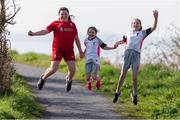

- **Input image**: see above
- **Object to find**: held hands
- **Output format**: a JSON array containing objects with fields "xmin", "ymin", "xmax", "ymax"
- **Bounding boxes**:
[
  {"xmin": 113, "ymin": 43, "xmax": 119, "ymax": 49},
  {"xmin": 79, "ymin": 51, "xmax": 84, "ymax": 59},
  {"xmin": 114, "ymin": 41, "xmax": 121, "ymax": 48},
  {"xmin": 153, "ymin": 10, "xmax": 158, "ymax": 19},
  {"xmin": 113, "ymin": 40, "xmax": 125, "ymax": 49}
]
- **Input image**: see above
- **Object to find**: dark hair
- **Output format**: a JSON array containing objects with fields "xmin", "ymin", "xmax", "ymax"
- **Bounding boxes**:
[
  {"xmin": 87, "ymin": 26, "xmax": 98, "ymax": 33},
  {"xmin": 58, "ymin": 7, "xmax": 74, "ymax": 21},
  {"xmin": 132, "ymin": 18, "xmax": 142, "ymax": 31}
]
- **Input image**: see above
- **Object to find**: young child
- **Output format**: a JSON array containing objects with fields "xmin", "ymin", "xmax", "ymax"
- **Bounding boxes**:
[
  {"xmin": 113, "ymin": 10, "xmax": 158, "ymax": 105},
  {"xmin": 84, "ymin": 26, "xmax": 118, "ymax": 90}
]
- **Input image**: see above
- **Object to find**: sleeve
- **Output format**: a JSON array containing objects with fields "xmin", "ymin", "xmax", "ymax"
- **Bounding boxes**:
[
  {"xmin": 46, "ymin": 21, "xmax": 56, "ymax": 33},
  {"xmin": 142, "ymin": 28, "xmax": 152, "ymax": 38},
  {"xmin": 123, "ymin": 35, "xmax": 127, "ymax": 42},
  {"xmin": 84, "ymin": 39, "xmax": 87, "ymax": 46},
  {"xmin": 98, "ymin": 38, "xmax": 107, "ymax": 48}
]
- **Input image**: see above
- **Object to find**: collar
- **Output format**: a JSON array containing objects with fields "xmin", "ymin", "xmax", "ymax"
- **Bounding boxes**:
[{"xmin": 88, "ymin": 36, "xmax": 96, "ymax": 40}]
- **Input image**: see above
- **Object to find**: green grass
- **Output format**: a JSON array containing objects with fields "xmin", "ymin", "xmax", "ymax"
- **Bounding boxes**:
[
  {"xmin": 11, "ymin": 50, "xmax": 180, "ymax": 119},
  {"xmin": 11, "ymin": 51, "xmax": 68, "ymax": 72},
  {"xmin": 0, "ymin": 73, "xmax": 42, "ymax": 119}
]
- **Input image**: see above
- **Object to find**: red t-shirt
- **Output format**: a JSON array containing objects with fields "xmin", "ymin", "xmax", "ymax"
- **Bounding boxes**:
[{"xmin": 47, "ymin": 20, "xmax": 78, "ymax": 50}]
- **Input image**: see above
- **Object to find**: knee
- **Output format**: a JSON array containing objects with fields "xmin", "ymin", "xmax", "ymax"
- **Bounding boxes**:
[
  {"xmin": 48, "ymin": 67, "xmax": 58, "ymax": 73},
  {"xmin": 120, "ymin": 73, "xmax": 126, "ymax": 78}
]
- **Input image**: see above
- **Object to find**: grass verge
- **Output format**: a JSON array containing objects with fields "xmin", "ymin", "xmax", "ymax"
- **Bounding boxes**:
[
  {"xmin": 11, "ymin": 50, "xmax": 180, "ymax": 119},
  {"xmin": 0, "ymin": 73, "xmax": 42, "ymax": 119}
]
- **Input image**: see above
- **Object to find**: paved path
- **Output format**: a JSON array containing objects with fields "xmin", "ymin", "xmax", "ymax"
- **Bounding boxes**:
[{"xmin": 15, "ymin": 63, "xmax": 121, "ymax": 119}]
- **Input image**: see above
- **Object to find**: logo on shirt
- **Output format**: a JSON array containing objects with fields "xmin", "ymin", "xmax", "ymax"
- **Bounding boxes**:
[
  {"xmin": 64, "ymin": 28, "xmax": 73, "ymax": 32},
  {"xmin": 60, "ymin": 27, "xmax": 73, "ymax": 32},
  {"xmin": 60, "ymin": 27, "xmax": 64, "ymax": 32}
]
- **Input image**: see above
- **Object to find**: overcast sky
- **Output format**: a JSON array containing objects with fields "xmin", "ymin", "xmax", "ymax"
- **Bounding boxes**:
[
  {"xmin": 7, "ymin": 0, "xmax": 180, "ymax": 62},
  {"xmin": 8, "ymin": 0, "xmax": 179, "ymax": 35}
]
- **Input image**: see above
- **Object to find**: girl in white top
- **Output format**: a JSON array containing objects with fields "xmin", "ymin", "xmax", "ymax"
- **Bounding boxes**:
[
  {"xmin": 113, "ymin": 10, "xmax": 159, "ymax": 105},
  {"xmin": 84, "ymin": 26, "xmax": 117, "ymax": 90}
]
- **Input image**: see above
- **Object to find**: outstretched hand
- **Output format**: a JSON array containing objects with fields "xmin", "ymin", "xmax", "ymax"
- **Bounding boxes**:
[
  {"xmin": 28, "ymin": 31, "xmax": 34, "ymax": 36},
  {"xmin": 153, "ymin": 10, "xmax": 158, "ymax": 19}
]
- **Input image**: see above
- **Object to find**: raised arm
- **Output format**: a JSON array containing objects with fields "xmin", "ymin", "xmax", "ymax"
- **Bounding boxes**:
[
  {"xmin": 28, "ymin": 29, "xmax": 49, "ymax": 36},
  {"xmin": 151, "ymin": 10, "xmax": 158, "ymax": 32},
  {"xmin": 74, "ymin": 35, "xmax": 84, "ymax": 58}
]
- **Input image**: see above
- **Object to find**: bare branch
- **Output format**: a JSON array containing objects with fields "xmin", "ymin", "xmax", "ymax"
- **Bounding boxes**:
[{"xmin": 6, "ymin": 5, "xmax": 20, "ymax": 24}]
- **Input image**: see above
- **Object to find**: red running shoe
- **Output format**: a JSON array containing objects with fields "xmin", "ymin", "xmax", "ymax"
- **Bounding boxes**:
[
  {"xmin": 86, "ymin": 81, "xmax": 92, "ymax": 90},
  {"xmin": 96, "ymin": 80, "xmax": 101, "ymax": 89}
]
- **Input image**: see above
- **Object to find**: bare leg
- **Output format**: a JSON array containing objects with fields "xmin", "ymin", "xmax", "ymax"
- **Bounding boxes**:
[
  {"xmin": 115, "ymin": 69, "xmax": 128, "ymax": 93},
  {"xmin": 42, "ymin": 61, "xmax": 60, "ymax": 81},
  {"xmin": 92, "ymin": 73, "xmax": 101, "ymax": 81},
  {"xmin": 92, "ymin": 65, "xmax": 99, "ymax": 81},
  {"xmin": 132, "ymin": 69, "xmax": 138, "ymax": 96},
  {"xmin": 130, "ymin": 68, "xmax": 139, "ymax": 105},
  {"xmin": 92, "ymin": 74, "xmax": 101, "ymax": 89},
  {"xmin": 113, "ymin": 69, "xmax": 128, "ymax": 103},
  {"xmin": 86, "ymin": 74, "xmax": 92, "ymax": 90},
  {"xmin": 65, "ymin": 61, "xmax": 76, "ymax": 92},
  {"xmin": 66, "ymin": 61, "xmax": 76, "ymax": 81},
  {"xmin": 92, "ymin": 73, "xmax": 98, "ymax": 81},
  {"xmin": 86, "ymin": 74, "xmax": 91, "ymax": 81}
]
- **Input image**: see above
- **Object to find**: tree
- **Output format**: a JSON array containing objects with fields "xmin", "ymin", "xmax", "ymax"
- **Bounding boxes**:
[{"xmin": 0, "ymin": 0, "xmax": 20, "ymax": 94}]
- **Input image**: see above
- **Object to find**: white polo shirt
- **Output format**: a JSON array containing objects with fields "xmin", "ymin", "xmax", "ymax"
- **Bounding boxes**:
[
  {"xmin": 123, "ymin": 28, "xmax": 152, "ymax": 53},
  {"xmin": 84, "ymin": 37, "xmax": 107, "ymax": 64}
]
